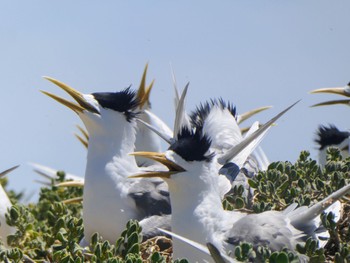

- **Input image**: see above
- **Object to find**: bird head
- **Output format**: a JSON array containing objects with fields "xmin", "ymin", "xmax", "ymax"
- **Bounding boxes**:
[
  {"xmin": 315, "ymin": 125, "xmax": 350, "ymax": 151},
  {"xmin": 130, "ymin": 100, "xmax": 299, "ymax": 181},
  {"xmin": 130, "ymin": 126, "xmax": 214, "ymax": 180},
  {"xmin": 41, "ymin": 77, "xmax": 143, "ymax": 135}
]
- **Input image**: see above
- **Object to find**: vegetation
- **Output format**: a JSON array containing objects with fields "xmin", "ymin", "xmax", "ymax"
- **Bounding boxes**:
[{"xmin": 0, "ymin": 148, "xmax": 349, "ymax": 262}]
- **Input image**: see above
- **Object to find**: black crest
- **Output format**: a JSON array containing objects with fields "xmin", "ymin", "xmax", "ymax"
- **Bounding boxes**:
[
  {"xmin": 169, "ymin": 127, "xmax": 213, "ymax": 162},
  {"xmin": 190, "ymin": 98, "xmax": 237, "ymax": 130},
  {"xmin": 315, "ymin": 125, "xmax": 350, "ymax": 150},
  {"xmin": 92, "ymin": 87, "xmax": 140, "ymax": 121}
]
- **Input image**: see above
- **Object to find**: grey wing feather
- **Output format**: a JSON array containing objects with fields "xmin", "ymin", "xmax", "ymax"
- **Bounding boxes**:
[
  {"xmin": 225, "ymin": 211, "xmax": 304, "ymax": 252},
  {"xmin": 128, "ymin": 178, "xmax": 171, "ymax": 217}
]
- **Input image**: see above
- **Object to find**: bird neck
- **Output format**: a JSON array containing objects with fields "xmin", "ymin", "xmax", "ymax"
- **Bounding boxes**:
[
  {"xmin": 85, "ymin": 119, "xmax": 138, "ymax": 183},
  {"xmin": 168, "ymin": 165, "xmax": 226, "ymax": 261},
  {"xmin": 82, "ymin": 119, "xmax": 139, "ymax": 243},
  {"xmin": 88, "ymin": 118, "xmax": 137, "ymax": 155},
  {"xmin": 135, "ymin": 112, "xmax": 162, "ymax": 166}
]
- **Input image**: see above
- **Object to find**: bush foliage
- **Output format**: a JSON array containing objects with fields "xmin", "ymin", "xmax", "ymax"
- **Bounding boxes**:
[{"xmin": 0, "ymin": 148, "xmax": 349, "ymax": 262}]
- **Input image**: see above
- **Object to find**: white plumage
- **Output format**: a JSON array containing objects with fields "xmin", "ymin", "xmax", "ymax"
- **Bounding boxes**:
[
  {"xmin": 42, "ymin": 76, "xmax": 171, "ymax": 245},
  {"xmin": 130, "ymin": 101, "xmax": 348, "ymax": 262}
]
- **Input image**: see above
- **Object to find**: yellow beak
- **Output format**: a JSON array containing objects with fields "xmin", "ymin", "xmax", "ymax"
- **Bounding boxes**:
[
  {"xmin": 238, "ymin": 105, "xmax": 272, "ymax": 124},
  {"xmin": 129, "ymin": 151, "xmax": 185, "ymax": 179},
  {"xmin": 136, "ymin": 63, "xmax": 155, "ymax": 109},
  {"xmin": 310, "ymin": 87, "xmax": 350, "ymax": 97},
  {"xmin": 41, "ymin": 76, "xmax": 99, "ymax": 114},
  {"xmin": 311, "ymin": 99, "xmax": 350, "ymax": 107}
]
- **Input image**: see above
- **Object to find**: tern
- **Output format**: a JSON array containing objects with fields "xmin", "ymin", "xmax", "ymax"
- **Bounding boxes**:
[
  {"xmin": 130, "ymin": 102, "xmax": 310, "ymax": 261},
  {"xmin": 42, "ymin": 77, "xmax": 171, "ymax": 245},
  {"xmin": 67, "ymin": 64, "xmax": 162, "ymax": 166},
  {"xmin": 34, "ymin": 65, "xmax": 160, "ymax": 185},
  {"xmin": 315, "ymin": 125, "xmax": 350, "ymax": 166},
  {"xmin": 131, "ymin": 101, "xmax": 348, "ymax": 262}
]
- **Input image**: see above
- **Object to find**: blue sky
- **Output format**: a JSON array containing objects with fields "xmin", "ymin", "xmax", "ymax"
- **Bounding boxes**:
[{"xmin": 1, "ymin": 1, "xmax": 349, "ymax": 199}]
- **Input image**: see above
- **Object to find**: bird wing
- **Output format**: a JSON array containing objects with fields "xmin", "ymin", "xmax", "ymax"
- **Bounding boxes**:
[
  {"xmin": 203, "ymin": 106, "xmax": 242, "ymax": 154},
  {"xmin": 127, "ymin": 177, "xmax": 171, "ymax": 217},
  {"xmin": 143, "ymin": 110, "xmax": 173, "ymax": 140},
  {"xmin": 225, "ymin": 211, "xmax": 305, "ymax": 252}
]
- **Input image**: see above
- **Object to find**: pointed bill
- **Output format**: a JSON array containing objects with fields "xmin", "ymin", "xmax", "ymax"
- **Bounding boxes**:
[
  {"xmin": 130, "ymin": 152, "xmax": 185, "ymax": 172},
  {"xmin": 129, "ymin": 151, "xmax": 185, "ymax": 179},
  {"xmin": 144, "ymin": 80, "xmax": 155, "ymax": 105},
  {"xmin": 218, "ymin": 100, "xmax": 300, "ymax": 164},
  {"xmin": 137, "ymin": 63, "xmax": 148, "ymax": 100},
  {"xmin": 310, "ymin": 86, "xmax": 350, "ymax": 97},
  {"xmin": 43, "ymin": 76, "xmax": 99, "ymax": 114},
  {"xmin": 75, "ymin": 133, "xmax": 89, "ymax": 148},
  {"xmin": 75, "ymin": 124, "xmax": 89, "ymax": 148},
  {"xmin": 76, "ymin": 125, "xmax": 89, "ymax": 141},
  {"xmin": 137, "ymin": 63, "xmax": 155, "ymax": 108},
  {"xmin": 55, "ymin": 180, "xmax": 85, "ymax": 187},
  {"xmin": 129, "ymin": 171, "xmax": 178, "ymax": 179},
  {"xmin": 62, "ymin": 197, "xmax": 83, "ymax": 204},
  {"xmin": 237, "ymin": 106, "xmax": 272, "ymax": 124},
  {"xmin": 41, "ymin": 90, "xmax": 86, "ymax": 113},
  {"xmin": 311, "ymin": 99, "xmax": 350, "ymax": 107}
]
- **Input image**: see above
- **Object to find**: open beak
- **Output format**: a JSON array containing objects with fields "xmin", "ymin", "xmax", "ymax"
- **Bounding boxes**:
[
  {"xmin": 129, "ymin": 152, "xmax": 185, "ymax": 179},
  {"xmin": 137, "ymin": 64, "xmax": 155, "ymax": 109},
  {"xmin": 311, "ymin": 99, "xmax": 350, "ymax": 107},
  {"xmin": 55, "ymin": 180, "xmax": 85, "ymax": 188},
  {"xmin": 41, "ymin": 76, "xmax": 99, "ymax": 114}
]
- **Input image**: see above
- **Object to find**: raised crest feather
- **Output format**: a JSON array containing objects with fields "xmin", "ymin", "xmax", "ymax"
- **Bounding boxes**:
[
  {"xmin": 315, "ymin": 125, "xmax": 350, "ymax": 150},
  {"xmin": 169, "ymin": 127, "xmax": 213, "ymax": 162},
  {"xmin": 190, "ymin": 98, "xmax": 237, "ymax": 130},
  {"xmin": 92, "ymin": 87, "xmax": 140, "ymax": 121}
]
